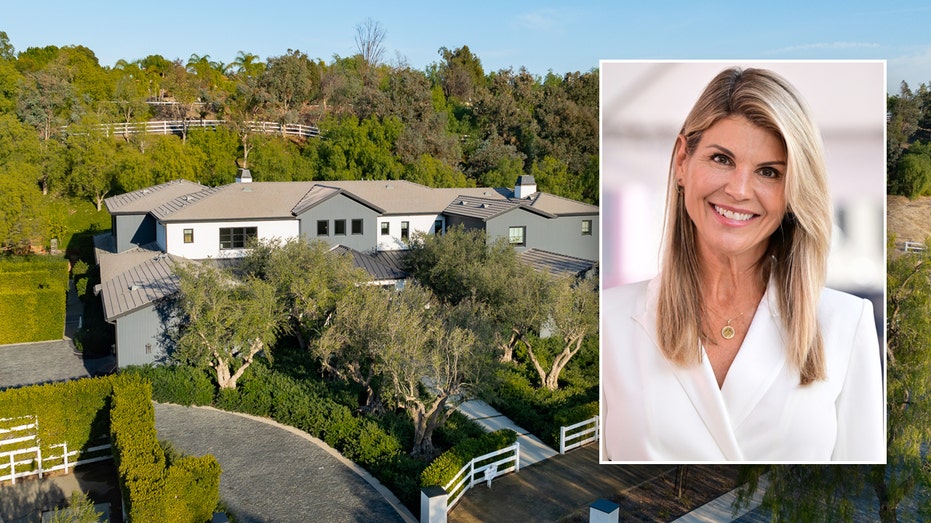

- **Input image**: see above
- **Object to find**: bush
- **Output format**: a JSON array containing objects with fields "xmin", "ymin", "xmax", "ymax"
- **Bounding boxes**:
[
  {"xmin": 420, "ymin": 429, "xmax": 518, "ymax": 488},
  {"xmin": 110, "ymin": 374, "xmax": 220, "ymax": 522},
  {"xmin": 124, "ymin": 365, "xmax": 215, "ymax": 406},
  {"xmin": 0, "ymin": 257, "xmax": 69, "ymax": 343}
]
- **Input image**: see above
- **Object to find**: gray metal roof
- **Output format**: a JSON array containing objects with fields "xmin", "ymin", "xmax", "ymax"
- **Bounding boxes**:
[
  {"xmin": 525, "ymin": 192, "xmax": 599, "ymax": 216},
  {"xmin": 443, "ymin": 195, "xmax": 556, "ymax": 221},
  {"xmin": 329, "ymin": 245, "xmax": 407, "ymax": 282},
  {"xmin": 98, "ymin": 253, "xmax": 187, "ymax": 321},
  {"xmin": 105, "ymin": 179, "xmax": 206, "ymax": 214},
  {"xmin": 520, "ymin": 248, "xmax": 596, "ymax": 276}
]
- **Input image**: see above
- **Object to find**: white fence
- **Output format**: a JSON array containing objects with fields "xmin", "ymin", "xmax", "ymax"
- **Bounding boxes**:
[
  {"xmin": 559, "ymin": 415, "xmax": 599, "ymax": 454},
  {"xmin": 444, "ymin": 442, "xmax": 520, "ymax": 511},
  {"xmin": 0, "ymin": 415, "xmax": 112, "ymax": 485},
  {"xmin": 73, "ymin": 119, "xmax": 320, "ymax": 139},
  {"xmin": 904, "ymin": 241, "xmax": 927, "ymax": 253}
]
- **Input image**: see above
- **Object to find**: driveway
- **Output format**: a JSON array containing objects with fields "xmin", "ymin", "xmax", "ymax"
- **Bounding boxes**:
[
  {"xmin": 154, "ymin": 403, "xmax": 415, "ymax": 523},
  {"xmin": 0, "ymin": 340, "xmax": 114, "ymax": 390}
]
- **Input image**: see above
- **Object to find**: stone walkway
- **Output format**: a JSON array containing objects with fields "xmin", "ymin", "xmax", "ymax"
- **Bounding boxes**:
[
  {"xmin": 154, "ymin": 403, "xmax": 416, "ymax": 523},
  {"xmin": 0, "ymin": 341, "xmax": 114, "ymax": 390},
  {"xmin": 455, "ymin": 399, "xmax": 558, "ymax": 467}
]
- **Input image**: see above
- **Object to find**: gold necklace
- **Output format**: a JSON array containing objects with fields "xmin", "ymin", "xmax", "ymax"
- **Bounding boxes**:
[{"xmin": 721, "ymin": 311, "xmax": 746, "ymax": 340}]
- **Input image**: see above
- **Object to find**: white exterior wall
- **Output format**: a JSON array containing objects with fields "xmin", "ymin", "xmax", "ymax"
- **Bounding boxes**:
[
  {"xmin": 376, "ymin": 214, "xmax": 443, "ymax": 251},
  {"xmin": 163, "ymin": 219, "xmax": 300, "ymax": 259}
]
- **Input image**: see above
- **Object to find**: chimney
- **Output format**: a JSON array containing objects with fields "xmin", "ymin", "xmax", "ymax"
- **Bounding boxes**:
[
  {"xmin": 236, "ymin": 168, "xmax": 253, "ymax": 183},
  {"xmin": 514, "ymin": 175, "xmax": 536, "ymax": 199}
]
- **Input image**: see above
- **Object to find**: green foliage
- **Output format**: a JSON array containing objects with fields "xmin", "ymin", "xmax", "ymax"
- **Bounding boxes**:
[
  {"xmin": 890, "ymin": 151, "xmax": 931, "ymax": 198},
  {"xmin": 0, "ymin": 376, "xmax": 114, "ymax": 468},
  {"xmin": 124, "ymin": 365, "xmax": 216, "ymax": 406},
  {"xmin": 110, "ymin": 374, "xmax": 221, "ymax": 523},
  {"xmin": 46, "ymin": 491, "xmax": 104, "ymax": 523},
  {"xmin": 486, "ymin": 365, "xmax": 598, "ymax": 447},
  {"xmin": 420, "ymin": 429, "xmax": 518, "ymax": 488},
  {"xmin": 0, "ymin": 256, "xmax": 68, "ymax": 343}
]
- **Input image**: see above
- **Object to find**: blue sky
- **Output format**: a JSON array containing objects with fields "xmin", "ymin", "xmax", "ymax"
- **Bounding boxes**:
[{"xmin": 3, "ymin": 1, "xmax": 931, "ymax": 92}]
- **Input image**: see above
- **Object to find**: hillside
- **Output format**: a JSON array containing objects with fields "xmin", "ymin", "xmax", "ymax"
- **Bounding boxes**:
[{"xmin": 888, "ymin": 194, "xmax": 931, "ymax": 249}]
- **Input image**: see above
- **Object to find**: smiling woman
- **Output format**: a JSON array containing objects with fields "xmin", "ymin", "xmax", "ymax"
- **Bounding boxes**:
[{"xmin": 600, "ymin": 64, "xmax": 885, "ymax": 464}]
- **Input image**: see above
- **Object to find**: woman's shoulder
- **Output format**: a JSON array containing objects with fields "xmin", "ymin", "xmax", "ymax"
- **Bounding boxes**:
[
  {"xmin": 603, "ymin": 279, "xmax": 652, "ymax": 313},
  {"xmin": 818, "ymin": 288, "xmax": 874, "ymax": 320}
]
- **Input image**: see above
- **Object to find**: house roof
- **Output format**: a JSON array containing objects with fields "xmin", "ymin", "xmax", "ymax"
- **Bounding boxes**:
[
  {"xmin": 443, "ymin": 195, "xmax": 557, "ymax": 221},
  {"xmin": 291, "ymin": 184, "xmax": 385, "ymax": 215},
  {"xmin": 105, "ymin": 179, "xmax": 206, "ymax": 214},
  {"xmin": 329, "ymin": 245, "xmax": 407, "ymax": 282},
  {"xmin": 520, "ymin": 248, "xmax": 597, "ymax": 276},
  {"xmin": 98, "ymin": 252, "xmax": 188, "ymax": 321},
  {"xmin": 118, "ymin": 179, "xmax": 596, "ymax": 224}
]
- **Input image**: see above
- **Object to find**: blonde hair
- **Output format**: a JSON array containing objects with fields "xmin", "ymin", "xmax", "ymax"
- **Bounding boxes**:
[{"xmin": 657, "ymin": 67, "xmax": 832, "ymax": 385}]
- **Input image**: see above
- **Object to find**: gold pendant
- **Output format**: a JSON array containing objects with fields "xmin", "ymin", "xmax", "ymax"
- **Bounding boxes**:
[{"xmin": 721, "ymin": 325, "xmax": 736, "ymax": 340}]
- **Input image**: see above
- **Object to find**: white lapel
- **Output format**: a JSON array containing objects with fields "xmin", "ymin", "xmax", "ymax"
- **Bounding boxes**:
[
  {"xmin": 632, "ymin": 278, "xmax": 745, "ymax": 461},
  {"xmin": 719, "ymin": 282, "xmax": 788, "ymax": 431}
]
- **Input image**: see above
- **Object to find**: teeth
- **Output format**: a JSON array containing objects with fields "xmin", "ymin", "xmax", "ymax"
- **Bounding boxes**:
[{"xmin": 715, "ymin": 205, "xmax": 753, "ymax": 222}]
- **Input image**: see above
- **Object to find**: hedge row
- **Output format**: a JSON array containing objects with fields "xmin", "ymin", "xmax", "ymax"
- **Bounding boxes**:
[
  {"xmin": 420, "ymin": 429, "xmax": 518, "ymax": 488},
  {"xmin": 0, "ymin": 377, "xmax": 113, "ymax": 467},
  {"xmin": 0, "ymin": 257, "xmax": 69, "ymax": 344},
  {"xmin": 110, "ymin": 375, "xmax": 220, "ymax": 522}
]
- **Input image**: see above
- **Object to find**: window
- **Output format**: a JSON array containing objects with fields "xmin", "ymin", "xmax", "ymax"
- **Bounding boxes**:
[
  {"xmin": 434, "ymin": 220, "xmax": 443, "ymax": 235},
  {"xmin": 334, "ymin": 219, "xmax": 346, "ymax": 236},
  {"xmin": 317, "ymin": 220, "xmax": 329, "ymax": 236},
  {"xmin": 183, "ymin": 228, "xmax": 194, "ymax": 243},
  {"xmin": 351, "ymin": 219, "xmax": 363, "ymax": 235},
  {"xmin": 581, "ymin": 220, "xmax": 592, "ymax": 236},
  {"xmin": 145, "ymin": 343, "xmax": 152, "ymax": 355},
  {"xmin": 508, "ymin": 226, "xmax": 526, "ymax": 246},
  {"xmin": 381, "ymin": 222, "xmax": 390, "ymax": 235},
  {"xmin": 401, "ymin": 221, "xmax": 410, "ymax": 241},
  {"xmin": 219, "ymin": 227, "xmax": 257, "ymax": 249}
]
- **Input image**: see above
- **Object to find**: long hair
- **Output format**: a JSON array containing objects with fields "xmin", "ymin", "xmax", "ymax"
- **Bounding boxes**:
[{"xmin": 657, "ymin": 67, "xmax": 832, "ymax": 385}]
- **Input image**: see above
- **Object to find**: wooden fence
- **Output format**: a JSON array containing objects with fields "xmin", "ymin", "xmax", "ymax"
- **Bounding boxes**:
[
  {"xmin": 443, "ymin": 442, "xmax": 520, "ymax": 511},
  {"xmin": 75, "ymin": 119, "xmax": 320, "ymax": 139},
  {"xmin": 0, "ymin": 415, "xmax": 112, "ymax": 485},
  {"xmin": 559, "ymin": 415, "xmax": 599, "ymax": 454}
]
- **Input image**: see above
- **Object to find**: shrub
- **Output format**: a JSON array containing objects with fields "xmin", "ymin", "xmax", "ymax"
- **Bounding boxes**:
[
  {"xmin": 420, "ymin": 429, "xmax": 518, "ymax": 488},
  {"xmin": 124, "ymin": 365, "xmax": 215, "ymax": 406},
  {"xmin": 0, "ymin": 257, "xmax": 69, "ymax": 343}
]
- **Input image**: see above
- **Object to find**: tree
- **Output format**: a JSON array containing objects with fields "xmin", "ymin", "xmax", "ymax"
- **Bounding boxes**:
[
  {"xmin": 888, "ymin": 82, "xmax": 922, "ymax": 173},
  {"xmin": 65, "ymin": 124, "xmax": 118, "ymax": 210},
  {"xmin": 436, "ymin": 45, "xmax": 485, "ymax": 102},
  {"xmin": 734, "ymin": 245, "xmax": 931, "ymax": 522},
  {"xmin": 890, "ymin": 150, "xmax": 931, "ymax": 198},
  {"xmin": 354, "ymin": 18, "xmax": 387, "ymax": 83},
  {"xmin": 242, "ymin": 238, "xmax": 364, "ymax": 350},
  {"xmin": 173, "ymin": 263, "xmax": 283, "ymax": 390},
  {"xmin": 525, "ymin": 275, "xmax": 598, "ymax": 390},
  {"xmin": 0, "ymin": 174, "xmax": 45, "ymax": 254},
  {"xmin": 258, "ymin": 49, "xmax": 321, "ymax": 125}
]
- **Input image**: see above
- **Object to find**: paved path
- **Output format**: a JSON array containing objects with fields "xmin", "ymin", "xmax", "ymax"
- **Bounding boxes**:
[
  {"xmin": 0, "ymin": 341, "xmax": 114, "ymax": 390},
  {"xmin": 154, "ymin": 403, "xmax": 416, "ymax": 523},
  {"xmin": 449, "ymin": 445, "xmax": 674, "ymax": 522},
  {"xmin": 455, "ymin": 400, "xmax": 558, "ymax": 466}
]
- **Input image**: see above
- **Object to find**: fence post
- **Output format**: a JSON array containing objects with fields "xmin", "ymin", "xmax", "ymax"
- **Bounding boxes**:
[
  {"xmin": 420, "ymin": 486, "xmax": 447, "ymax": 523},
  {"xmin": 595, "ymin": 415, "xmax": 600, "ymax": 442},
  {"xmin": 515, "ymin": 441, "xmax": 521, "ymax": 473},
  {"xmin": 9, "ymin": 452, "xmax": 15, "ymax": 485},
  {"xmin": 38, "ymin": 446, "xmax": 43, "ymax": 479},
  {"xmin": 590, "ymin": 499, "xmax": 620, "ymax": 523},
  {"xmin": 560, "ymin": 426, "xmax": 567, "ymax": 455},
  {"xmin": 63, "ymin": 441, "xmax": 69, "ymax": 474}
]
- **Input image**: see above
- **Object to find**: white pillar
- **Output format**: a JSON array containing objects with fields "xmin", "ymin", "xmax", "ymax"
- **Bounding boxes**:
[
  {"xmin": 589, "ymin": 499, "xmax": 619, "ymax": 523},
  {"xmin": 420, "ymin": 486, "xmax": 447, "ymax": 523}
]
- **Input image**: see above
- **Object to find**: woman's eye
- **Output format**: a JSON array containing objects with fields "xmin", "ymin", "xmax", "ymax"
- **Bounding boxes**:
[
  {"xmin": 758, "ymin": 167, "xmax": 780, "ymax": 179},
  {"xmin": 711, "ymin": 153, "xmax": 731, "ymax": 165}
]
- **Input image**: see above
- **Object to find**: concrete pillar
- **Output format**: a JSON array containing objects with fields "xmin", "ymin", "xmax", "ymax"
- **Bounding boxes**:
[
  {"xmin": 420, "ymin": 486, "xmax": 447, "ymax": 523},
  {"xmin": 589, "ymin": 498, "xmax": 619, "ymax": 523}
]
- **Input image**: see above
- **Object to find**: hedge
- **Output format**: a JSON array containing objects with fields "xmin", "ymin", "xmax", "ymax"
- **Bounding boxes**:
[
  {"xmin": 0, "ymin": 257, "xmax": 69, "ymax": 344},
  {"xmin": 0, "ymin": 377, "xmax": 114, "ymax": 470},
  {"xmin": 123, "ymin": 365, "xmax": 215, "ymax": 406},
  {"xmin": 110, "ymin": 374, "xmax": 220, "ymax": 523},
  {"xmin": 420, "ymin": 429, "xmax": 518, "ymax": 488}
]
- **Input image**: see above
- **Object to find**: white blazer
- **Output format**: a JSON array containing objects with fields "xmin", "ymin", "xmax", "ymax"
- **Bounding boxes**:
[{"xmin": 601, "ymin": 277, "xmax": 884, "ymax": 463}]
